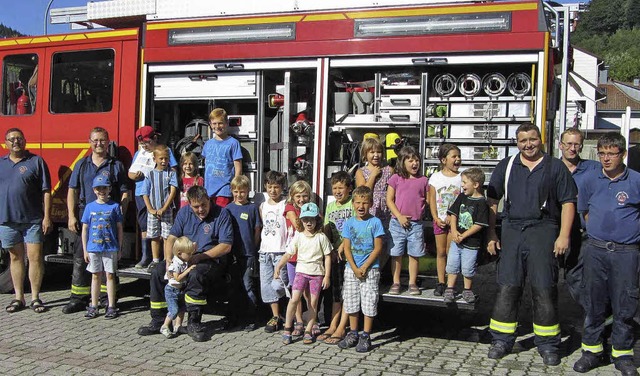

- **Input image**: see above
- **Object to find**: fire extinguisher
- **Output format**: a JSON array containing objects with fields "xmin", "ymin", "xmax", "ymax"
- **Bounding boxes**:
[{"xmin": 16, "ymin": 89, "xmax": 31, "ymax": 115}]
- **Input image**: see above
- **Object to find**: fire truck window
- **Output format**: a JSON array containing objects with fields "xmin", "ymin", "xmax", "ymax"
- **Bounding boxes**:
[
  {"xmin": 1, "ymin": 54, "xmax": 38, "ymax": 116},
  {"xmin": 50, "ymin": 49, "xmax": 114, "ymax": 114}
]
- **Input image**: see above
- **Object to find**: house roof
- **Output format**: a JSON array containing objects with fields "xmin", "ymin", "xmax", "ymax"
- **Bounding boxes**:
[{"xmin": 597, "ymin": 83, "xmax": 640, "ymax": 111}]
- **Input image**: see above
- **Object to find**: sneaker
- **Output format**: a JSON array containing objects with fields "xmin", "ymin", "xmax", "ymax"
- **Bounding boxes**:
[
  {"xmin": 84, "ymin": 305, "xmax": 98, "ymax": 319},
  {"xmin": 265, "ymin": 316, "xmax": 281, "ymax": 333},
  {"xmin": 434, "ymin": 283, "xmax": 446, "ymax": 296},
  {"xmin": 443, "ymin": 288, "xmax": 456, "ymax": 303},
  {"xmin": 147, "ymin": 261, "xmax": 160, "ymax": 272},
  {"xmin": 388, "ymin": 283, "xmax": 401, "ymax": 295},
  {"xmin": 104, "ymin": 306, "xmax": 119, "ymax": 319},
  {"xmin": 135, "ymin": 259, "xmax": 151, "ymax": 269},
  {"xmin": 356, "ymin": 333, "xmax": 372, "ymax": 353},
  {"xmin": 462, "ymin": 289, "xmax": 476, "ymax": 304},
  {"xmin": 408, "ymin": 284, "xmax": 421, "ymax": 295},
  {"xmin": 160, "ymin": 325, "xmax": 175, "ymax": 339},
  {"xmin": 338, "ymin": 331, "xmax": 359, "ymax": 349}
]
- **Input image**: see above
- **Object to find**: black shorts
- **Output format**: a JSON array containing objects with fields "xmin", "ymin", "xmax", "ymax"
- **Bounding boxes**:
[{"xmin": 135, "ymin": 195, "xmax": 148, "ymax": 232}]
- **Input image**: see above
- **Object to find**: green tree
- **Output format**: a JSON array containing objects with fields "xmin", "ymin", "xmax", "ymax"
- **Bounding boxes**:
[{"xmin": 0, "ymin": 23, "xmax": 23, "ymax": 38}]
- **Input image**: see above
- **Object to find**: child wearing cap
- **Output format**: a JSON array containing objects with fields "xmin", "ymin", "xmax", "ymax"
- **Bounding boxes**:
[
  {"xmin": 81, "ymin": 175, "xmax": 124, "ymax": 319},
  {"xmin": 128, "ymin": 126, "xmax": 178, "ymax": 269},
  {"xmin": 275, "ymin": 202, "xmax": 332, "ymax": 345}
]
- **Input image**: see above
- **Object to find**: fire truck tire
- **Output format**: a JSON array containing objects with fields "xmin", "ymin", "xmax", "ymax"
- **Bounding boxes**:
[{"xmin": 0, "ymin": 249, "xmax": 15, "ymax": 293}]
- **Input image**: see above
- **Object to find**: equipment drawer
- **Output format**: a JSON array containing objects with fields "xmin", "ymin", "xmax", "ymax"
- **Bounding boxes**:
[
  {"xmin": 378, "ymin": 109, "xmax": 420, "ymax": 123},
  {"xmin": 154, "ymin": 72, "xmax": 257, "ymax": 99},
  {"xmin": 380, "ymin": 95, "xmax": 421, "ymax": 109}
]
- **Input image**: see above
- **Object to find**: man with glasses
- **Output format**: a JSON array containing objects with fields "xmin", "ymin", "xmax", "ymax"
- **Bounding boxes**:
[
  {"xmin": 0, "ymin": 128, "xmax": 51, "ymax": 313},
  {"xmin": 573, "ymin": 133, "xmax": 640, "ymax": 376},
  {"xmin": 62, "ymin": 127, "xmax": 130, "ymax": 314},
  {"xmin": 485, "ymin": 123, "xmax": 577, "ymax": 366}
]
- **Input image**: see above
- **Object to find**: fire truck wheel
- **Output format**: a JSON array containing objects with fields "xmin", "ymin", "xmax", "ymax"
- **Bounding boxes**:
[{"xmin": 0, "ymin": 249, "xmax": 15, "ymax": 293}]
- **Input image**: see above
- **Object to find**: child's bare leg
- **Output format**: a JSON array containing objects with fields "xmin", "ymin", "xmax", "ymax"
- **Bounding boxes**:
[
  {"xmin": 91, "ymin": 274, "xmax": 100, "ymax": 307},
  {"xmin": 391, "ymin": 256, "xmax": 402, "ymax": 285},
  {"xmin": 326, "ymin": 302, "xmax": 342, "ymax": 333},
  {"xmin": 106, "ymin": 272, "xmax": 116, "ymax": 308},
  {"xmin": 447, "ymin": 273, "xmax": 458, "ymax": 289},
  {"xmin": 305, "ymin": 292, "xmax": 320, "ymax": 333},
  {"xmin": 269, "ymin": 302, "xmax": 280, "ymax": 318},
  {"xmin": 285, "ymin": 291, "xmax": 302, "ymax": 329},
  {"xmin": 295, "ymin": 296, "xmax": 304, "ymax": 324},
  {"xmin": 175, "ymin": 312, "xmax": 185, "ymax": 328},
  {"xmin": 463, "ymin": 276, "xmax": 472, "ymax": 290},
  {"xmin": 435, "ymin": 233, "xmax": 448, "ymax": 284},
  {"xmin": 334, "ymin": 307, "xmax": 350, "ymax": 337},
  {"xmin": 408, "ymin": 256, "xmax": 419, "ymax": 286},
  {"xmin": 150, "ymin": 238, "xmax": 161, "ymax": 260},
  {"xmin": 348, "ymin": 313, "xmax": 359, "ymax": 332},
  {"xmin": 163, "ymin": 315, "xmax": 172, "ymax": 328},
  {"xmin": 363, "ymin": 315, "xmax": 374, "ymax": 333}
]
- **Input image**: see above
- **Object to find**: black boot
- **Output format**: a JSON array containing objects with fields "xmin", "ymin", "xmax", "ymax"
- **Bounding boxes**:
[
  {"xmin": 187, "ymin": 309, "xmax": 207, "ymax": 342},
  {"xmin": 573, "ymin": 351, "xmax": 603, "ymax": 373},
  {"xmin": 614, "ymin": 357, "xmax": 639, "ymax": 376}
]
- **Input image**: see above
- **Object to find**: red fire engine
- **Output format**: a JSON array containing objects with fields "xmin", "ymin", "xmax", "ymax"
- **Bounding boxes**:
[{"xmin": 0, "ymin": 0, "xmax": 568, "ymax": 307}]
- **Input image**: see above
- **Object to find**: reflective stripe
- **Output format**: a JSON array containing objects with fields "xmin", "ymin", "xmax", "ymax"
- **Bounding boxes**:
[
  {"xmin": 150, "ymin": 301, "xmax": 168, "ymax": 309},
  {"xmin": 185, "ymin": 294, "xmax": 207, "ymax": 305},
  {"xmin": 581, "ymin": 343, "xmax": 604, "ymax": 354},
  {"xmin": 612, "ymin": 348, "xmax": 633, "ymax": 358},
  {"xmin": 100, "ymin": 285, "xmax": 107, "ymax": 293},
  {"xmin": 71, "ymin": 285, "xmax": 90, "ymax": 295},
  {"xmin": 604, "ymin": 315, "xmax": 614, "ymax": 326},
  {"xmin": 533, "ymin": 323, "xmax": 560, "ymax": 337},
  {"xmin": 490, "ymin": 319, "xmax": 517, "ymax": 334}
]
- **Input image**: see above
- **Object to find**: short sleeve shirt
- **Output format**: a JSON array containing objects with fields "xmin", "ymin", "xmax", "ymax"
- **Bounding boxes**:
[
  {"xmin": 0, "ymin": 152, "xmax": 51, "ymax": 224},
  {"xmin": 166, "ymin": 256, "xmax": 188, "ymax": 288},
  {"xmin": 142, "ymin": 168, "xmax": 178, "ymax": 209},
  {"xmin": 324, "ymin": 198, "xmax": 354, "ymax": 249},
  {"xmin": 287, "ymin": 232, "xmax": 332, "ymax": 275},
  {"xmin": 129, "ymin": 149, "xmax": 178, "ymax": 196},
  {"xmin": 225, "ymin": 201, "xmax": 262, "ymax": 257},
  {"xmin": 429, "ymin": 171, "xmax": 462, "ymax": 220},
  {"xmin": 69, "ymin": 156, "xmax": 129, "ymax": 204},
  {"xmin": 180, "ymin": 176, "xmax": 204, "ymax": 208},
  {"xmin": 202, "ymin": 137, "xmax": 242, "ymax": 197},
  {"xmin": 81, "ymin": 200, "xmax": 122, "ymax": 253},
  {"xmin": 169, "ymin": 204, "xmax": 234, "ymax": 254},
  {"xmin": 488, "ymin": 154, "xmax": 577, "ymax": 221},
  {"xmin": 388, "ymin": 174, "xmax": 429, "ymax": 221},
  {"xmin": 578, "ymin": 167, "xmax": 640, "ymax": 244},
  {"xmin": 342, "ymin": 215, "xmax": 385, "ymax": 268},
  {"xmin": 447, "ymin": 194, "xmax": 489, "ymax": 249}
]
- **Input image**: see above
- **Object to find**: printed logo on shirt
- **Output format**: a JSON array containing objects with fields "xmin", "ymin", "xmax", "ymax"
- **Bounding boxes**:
[
  {"xmin": 616, "ymin": 191, "xmax": 629, "ymax": 206},
  {"xmin": 203, "ymin": 224, "xmax": 212, "ymax": 234},
  {"xmin": 101, "ymin": 170, "xmax": 110, "ymax": 177},
  {"xmin": 19, "ymin": 166, "xmax": 28, "ymax": 174},
  {"xmin": 240, "ymin": 213, "xmax": 248, "ymax": 220}
]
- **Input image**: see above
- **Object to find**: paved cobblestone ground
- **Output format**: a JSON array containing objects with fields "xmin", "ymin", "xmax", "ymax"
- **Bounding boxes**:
[{"xmin": 0, "ymin": 263, "xmax": 630, "ymax": 375}]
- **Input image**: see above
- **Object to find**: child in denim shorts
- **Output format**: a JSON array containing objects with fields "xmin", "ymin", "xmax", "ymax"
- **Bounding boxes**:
[{"xmin": 161, "ymin": 236, "xmax": 196, "ymax": 338}]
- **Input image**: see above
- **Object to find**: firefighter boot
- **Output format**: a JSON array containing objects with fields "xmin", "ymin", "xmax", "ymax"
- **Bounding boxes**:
[
  {"xmin": 531, "ymin": 286, "xmax": 561, "ymax": 366},
  {"xmin": 573, "ymin": 351, "xmax": 604, "ymax": 373},
  {"xmin": 614, "ymin": 357, "xmax": 639, "ymax": 376},
  {"xmin": 137, "ymin": 309, "xmax": 165, "ymax": 336},
  {"xmin": 187, "ymin": 309, "xmax": 207, "ymax": 342},
  {"xmin": 488, "ymin": 285, "xmax": 523, "ymax": 359}
]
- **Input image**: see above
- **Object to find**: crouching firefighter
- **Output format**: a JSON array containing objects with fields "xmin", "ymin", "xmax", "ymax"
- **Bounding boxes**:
[
  {"xmin": 137, "ymin": 185, "xmax": 232, "ymax": 342},
  {"xmin": 485, "ymin": 123, "xmax": 577, "ymax": 366},
  {"xmin": 63, "ymin": 127, "xmax": 129, "ymax": 313}
]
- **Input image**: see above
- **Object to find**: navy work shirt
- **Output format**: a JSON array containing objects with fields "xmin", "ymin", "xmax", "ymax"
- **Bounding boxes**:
[
  {"xmin": 569, "ymin": 158, "xmax": 600, "ymax": 228},
  {"xmin": 225, "ymin": 201, "xmax": 262, "ymax": 257},
  {"xmin": 578, "ymin": 167, "xmax": 640, "ymax": 244},
  {"xmin": 170, "ymin": 204, "xmax": 234, "ymax": 254},
  {"xmin": 488, "ymin": 153, "xmax": 577, "ymax": 221},
  {"xmin": 68, "ymin": 156, "xmax": 128, "ymax": 205},
  {"xmin": 0, "ymin": 152, "xmax": 51, "ymax": 224}
]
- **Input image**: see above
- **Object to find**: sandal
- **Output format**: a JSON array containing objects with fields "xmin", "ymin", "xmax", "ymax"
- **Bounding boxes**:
[
  {"xmin": 282, "ymin": 329, "xmax": 293, "ymax": 345},
  {"xmin": 311, "ymin": 324, "xmax": 321, "ymax": 337},
  {"xmin": 292, "ymin": 321, "xmax": 304, "ymax": 337},
  {"xmin": 303, "ymin": 331, "xmax": 315, "ymax": 344},
  {"xmin": 5, "ymin": 299, "xmax": 25, "ymax": 313},
  {"xmin": 325, "ymin": 335, "xmax": 344, "ymax": 345},
  {"xmin": 30, "ymin": 299, "xmax": 46, "ymax": 313},
  {"xmin": 317, "ymin": 331, "xmax": 334, "ymax": 342}
]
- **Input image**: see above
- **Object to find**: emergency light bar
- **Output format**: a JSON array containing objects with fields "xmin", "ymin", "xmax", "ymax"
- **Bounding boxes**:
[
  {"xmin": 168, "ymin": 23, "xmax": 295, "ymax": 45},
  {"xmin": 354, "ymin": 12, "xmax": 510, "ymax": 37}
]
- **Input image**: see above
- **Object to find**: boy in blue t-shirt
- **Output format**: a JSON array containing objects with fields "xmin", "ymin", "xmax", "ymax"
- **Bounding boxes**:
[
  {"xmin": 202, "ymin": 108, "xmax": 243, "ymax": 208},
  {"xmin": 81, "ymin": 175, "xmax": 123, "ymax": 319},
  {"xmin": 225, "ymin": 175, "xmax": 262, "ymax": 330},
  {"xmin": 339, "ymin": 186, "xmax": 385, "ymax": 353}
]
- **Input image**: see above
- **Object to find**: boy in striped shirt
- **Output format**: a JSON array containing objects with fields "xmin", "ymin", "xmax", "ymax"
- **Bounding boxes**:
[{"xmin": 143, "ymin": 145, "xmax": 178, "ymax": 271}]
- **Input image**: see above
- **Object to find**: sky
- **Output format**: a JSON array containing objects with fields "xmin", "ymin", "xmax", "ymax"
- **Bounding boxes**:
[
  {"xmin": 0, "ymin": 0, "xmax": 89, "ymax": 36},
  {"xmin": 1, "ymin": 0, "xmax": 581, "ymax": 37}
]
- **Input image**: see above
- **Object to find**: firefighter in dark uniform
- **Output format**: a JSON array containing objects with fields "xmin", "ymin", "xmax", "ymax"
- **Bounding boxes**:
[
  {"xmin": 486, "ymin": 123, "xmax": 577, "ymax": 365},
  {"xmin": 62, "ymin": 127, "xmax": 130, "ymax": 313},
  {"xmin": 573, "ymin": 133, "xmax": 640, "ymax": 376},
  {"xmin": 137, "ymin": 185, "xmax": 233, "ymax": 342}
]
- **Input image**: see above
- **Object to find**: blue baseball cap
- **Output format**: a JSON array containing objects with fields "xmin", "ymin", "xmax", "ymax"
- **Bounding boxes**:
[
  {"xmin": 300, "ymin": 202, "xmax": 319, "ymax": 218},
  {"xmin": 92, "ymin": 175, "xmax": 111, "ymax": 188}
]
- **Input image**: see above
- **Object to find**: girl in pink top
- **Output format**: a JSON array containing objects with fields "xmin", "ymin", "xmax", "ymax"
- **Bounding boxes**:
[
  {"xmin": 386, "ymin": 146, "xmax": 429, "ymax": 296},
  {"xmin": 178, "ymin": 152, "xmax": 204, "ymax": 208},
  {"xmin": 355, "ymin": 137, "xmax": 393, "ymax": 225}
]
